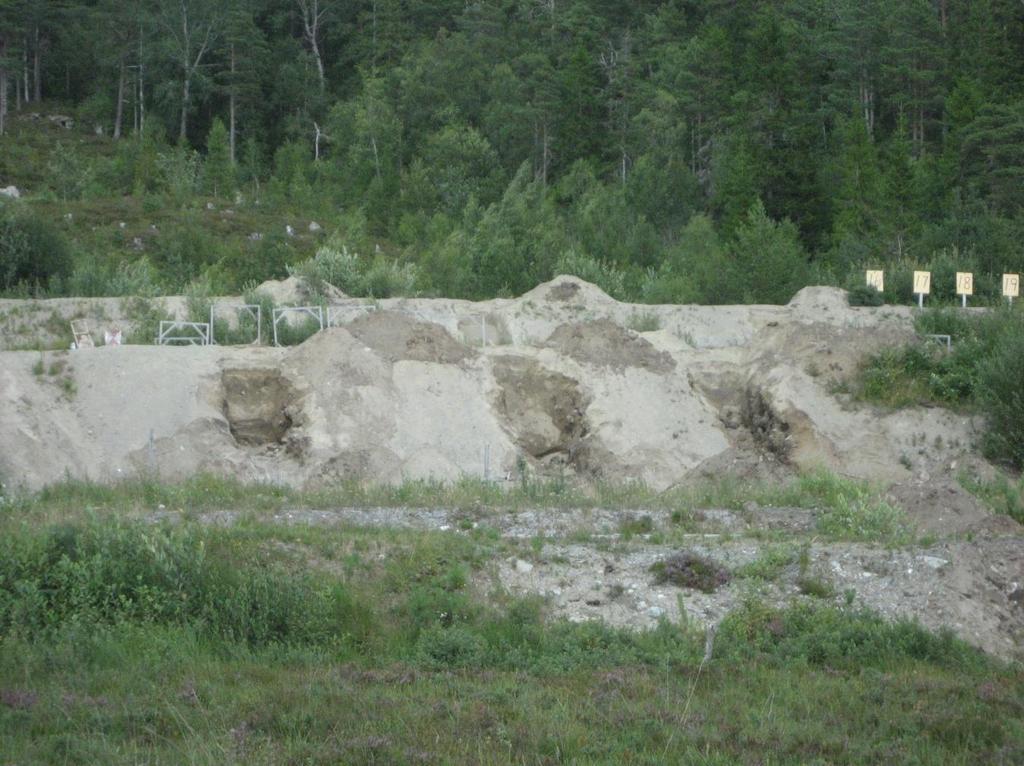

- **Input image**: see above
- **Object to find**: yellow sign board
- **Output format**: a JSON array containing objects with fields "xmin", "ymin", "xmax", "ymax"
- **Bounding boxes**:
[
  {"xmin": 1004, "ymin": 274, "xmax": 1020, "ymax": 298},
  {"xmin": 865, "ymin": 270, "xmax": 884, "ymax": 292},
  {"xmin": 913, "ymin": 271, "xmax": 931, "ymax": 295},
  {"xmin": 956, "ymin": 272, "xmax": 974, "ymax": 296}
]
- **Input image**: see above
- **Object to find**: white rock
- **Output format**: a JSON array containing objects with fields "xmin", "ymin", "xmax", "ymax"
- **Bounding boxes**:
[
  {"xmin": 648, "ymin": 606, "xmax": 665, "ymax": 618},
  {"xmin": 285, "ymin": 225, "xmax": 295, "ymax": 236},
  {"xmin": 514, "ymin": 558, "xmax": 534, "ymax": 574},
  {"xmin": 0, "ymin": 185, "xmax": 20, "ymax": 199},
  {"xmin": 919, "ymin": 555, "xmax": 949, "ymax": 571},
  {"xmin": 309, "ymin": 221, "xmax": 322, "ymax": 232}
]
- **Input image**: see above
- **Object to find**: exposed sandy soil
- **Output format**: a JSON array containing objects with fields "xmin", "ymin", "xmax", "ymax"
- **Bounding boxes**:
[{"xmin": 0, "ymin": 278, "xmax": 986, "ymax": 491}]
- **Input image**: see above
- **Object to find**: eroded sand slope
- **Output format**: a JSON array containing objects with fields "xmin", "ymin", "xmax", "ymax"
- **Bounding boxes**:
[{"xmin": 0, "ymin": 278, "xmax": 982, "ymax": 492}]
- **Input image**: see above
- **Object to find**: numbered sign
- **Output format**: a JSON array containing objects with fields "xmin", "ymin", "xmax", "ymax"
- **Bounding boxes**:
[
  {"xmin": 865, "ymin": 270, "xmax": 884, "ymax": 292},
  {"xmin": 956, "ymin": 272, "xmax": 974, "ymax": 296},
  {"xmin": 1004, "ymin": 274, "xmax": 1020, "ymax": 298},
  {"xmin": 913, "ymin": 271, "xmax": 931, "ymax": 295}
]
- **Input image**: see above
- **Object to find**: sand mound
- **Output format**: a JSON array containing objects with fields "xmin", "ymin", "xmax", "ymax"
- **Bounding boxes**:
[
  {"xmin": 344, "ymin": 311, "xmax": 474, "ymax": 365},
  {"xmin": 786, "ymin": 285, "xmax": 851, "ymax": 315},
  {"xmin": 546, "ymin": 320, "xmax": 675, "ymax": 373},
  {"xmin": 518, "ymin": 275, "xmax": 617, "ymax": 306},
  {"xmin": 0, "ymin": 278, "xmax": 989, "ymax": 497},
  {"xmin": 255, "ymin": 275, "xmax": 347, "ymax": 304}
]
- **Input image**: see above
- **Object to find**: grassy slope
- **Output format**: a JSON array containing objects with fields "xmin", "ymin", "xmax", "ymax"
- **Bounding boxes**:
[{"xmin": 1, "ymin": 476, "xmax": 1022, "ymax": 765}]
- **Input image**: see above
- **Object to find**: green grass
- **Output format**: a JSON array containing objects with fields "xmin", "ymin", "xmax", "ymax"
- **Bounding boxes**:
[
  {"xmin": 0, "ymin": 470, "xmax": 915, "ymax": 544},
  {"xmin": 959, "ymin": 470, "xmax": 1024, "ymax": 525},
  {"xmin": 0, "ymin": 512, "xmax": 1020, "ymax": 765}
]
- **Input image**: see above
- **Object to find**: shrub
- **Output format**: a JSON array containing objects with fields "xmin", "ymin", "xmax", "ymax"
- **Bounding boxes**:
[
  {"xmin": 716, "ymin": 600, "xmax": 986, "ymax": 671},
  {"xmin": 650, "ymin": 551, "xmax": 730, "ymax": 593},
  {"xmin": 288, "ymin": 242, "xmax": 363, "ymax": 296},
  {"xmin": 977, "ymin": 320, "xmax": 1024, "ymax": 468},
  {"xmin": 0, "ymin": 206, "xmax": 74, "ymax": 292},
  {"xmin": 415, "ymin": 625, "xmax": 487, "ymax": 669},
  {"xmin": 847, "ymin": 283, "xmax": 884, "ymax": 306}
]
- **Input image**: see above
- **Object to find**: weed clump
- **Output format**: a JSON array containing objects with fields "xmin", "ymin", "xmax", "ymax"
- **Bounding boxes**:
[{"xmin": 650, "ymin": 551, "xmax": 731, "ymax": 593}]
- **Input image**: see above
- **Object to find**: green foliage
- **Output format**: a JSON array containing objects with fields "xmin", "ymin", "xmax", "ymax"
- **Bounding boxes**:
[
  {"xmin": 959, "ymin": 470, "xmax": 1024, "ymax": 525},
  {"xmin": 856, "ymin": 309, "xmax": 1024, "ymax": 467},
  {"xmin": 202, "ymin": 119, "xmax": 234, "ymax": 198},
  {"xmin": 0, "ymin": 206, "xmax": 74, "ymax": 293},
  {"xmin": 977, "ymin": 321, "xmax": 1024, "ymax": 468},
  {"xmin": 0, "ymin": 518, "xmax": 371, "ymax": 648},
  {"xmin": 717, "ymin": 600, "xmax": 987, "ymax": 671},
  {"xmin": 46, "ymin": 142, "xmax": 96, "ymax": 202},
  {"xmin": 730, "ymin": 200, "xmax": 809, "ymax": 304},
  {"xmin": 847, "ymin": 283, "xmax": 884, "ymax": 307}
]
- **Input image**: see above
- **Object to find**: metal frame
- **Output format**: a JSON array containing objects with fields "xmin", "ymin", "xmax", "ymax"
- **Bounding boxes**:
[
  {"xmin": 209, "ymin": 303, "xmax": 262, "ymax": 345},
  {"xmin": 157, "ymin": 321, "xmax": 211, "ymax": 346},
  {"xmin": 272, "ymin": 306, "xmax": 324, "ymax": 346},
  {"xmin": 923, "ymin": 333, "xmax": 952, "ymax": 352}
]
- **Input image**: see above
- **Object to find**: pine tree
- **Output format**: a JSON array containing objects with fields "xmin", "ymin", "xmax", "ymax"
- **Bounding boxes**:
[{"xmin": 204, "ymin": 118, "xmax": 234, "ymax": 197}]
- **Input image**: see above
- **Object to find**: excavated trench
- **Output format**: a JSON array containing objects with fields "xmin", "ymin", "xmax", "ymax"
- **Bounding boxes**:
[
  {"xmin": 492, "ymin": 356, "xmax": 591, "ymax": 466},
  {"xmin": 221, "ymin": 368, "xmax": 298, "ymax": 448}
]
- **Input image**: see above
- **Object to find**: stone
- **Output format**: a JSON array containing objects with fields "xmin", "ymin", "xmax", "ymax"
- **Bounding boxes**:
[
  {"xmin": 0, "ymin": 185, "xmax": 20, "ymax": 199},
  {"xmin": 919, "ymin": 555, "xmax": 949, "ymax": 571},
  {"xmin": 514, "ymin": 558, "xmax": 534, "ymax": 574},
  {"xmin": 309, "ymin": 221, "xmax": 322, "ymax": 232},
  {"xmin": 648, "ymin": 606, "xmax": 665, "ymax": 618}
]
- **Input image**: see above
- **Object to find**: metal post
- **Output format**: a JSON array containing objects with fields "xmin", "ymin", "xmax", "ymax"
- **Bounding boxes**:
[
  {"xmin": 961, "ymin": 294, "xmax": 967, "ymax": 309},
  {"xmin": 917, "ymin": 293, "xmax": 924, "ymax": 309}
]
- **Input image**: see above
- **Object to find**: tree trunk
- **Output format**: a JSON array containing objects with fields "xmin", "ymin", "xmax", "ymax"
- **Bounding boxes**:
[
  {"xmin": 23, "ymin": 42, "xmax": 29, "ymax": 104},
  {"xmin": 138, "ymin": 27, "xmax": 145, "ymax": 135},
  {"xmin": 33, "ymin": 26, "xmax": 41, "ymax": 102},
  {"xmin": 311, "ymin": 36, "xmax": 325, "ymax": 91},
  {"xmin": 229, "ymin": 44, "xmax": 236, "ymax": 164},
  {"xmin": 179, "ymin": 73, "xmax": 190, "ymax": 143},
  {"xmin": 0, "ymin": 35, "xmax": 7, "ymax": 136},
  {"xmin": 114, "ymin": 60, "xmax": 125, "ymax": 139}
]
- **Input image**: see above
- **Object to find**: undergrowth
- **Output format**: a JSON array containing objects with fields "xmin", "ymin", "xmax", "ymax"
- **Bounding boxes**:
[
  {"xmin": 0, "ymin": 511, "xmax": 1020, "ymax": 765},
  {"xmin": 855, "ymin": 307, "xmax": 1024, "ymax": 468}
]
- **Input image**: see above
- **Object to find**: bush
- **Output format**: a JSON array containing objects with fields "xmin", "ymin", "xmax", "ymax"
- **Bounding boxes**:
[
  {"xmin": 977, "ymin": 319, "xmax": 1024, "ymax": 468},
  {"xmin": 847, "ymin": 283, "xmax": 884, "ymax": 306},
  {"xmin": 0, "ymin": 205, "xmax": 74, "ymax": 292},
  {"xmin": 650, "ymin": 551, "xmax": 730, "ymax": 593}
]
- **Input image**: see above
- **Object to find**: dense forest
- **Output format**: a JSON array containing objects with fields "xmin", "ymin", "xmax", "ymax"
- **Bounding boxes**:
[{"xmin": 1, "ymin": 0, "xmax": 1024, "ymax": 304}]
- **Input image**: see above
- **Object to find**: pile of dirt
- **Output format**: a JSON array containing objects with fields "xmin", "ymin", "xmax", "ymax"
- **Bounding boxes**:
[
  {"xmin": 885, "ymin": 477, "xmax": 1007, "ymax": 536},
  {"xmin": 546, "ymin": 320, "xmax": 676, "ymax": 373},
  {"xmin": 255, "ymin": 275, "xmax": 347, "ymax": 304},
  {"xmin": 345, "ymin": 311, "xmax": 475, "ymax": 365}
]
